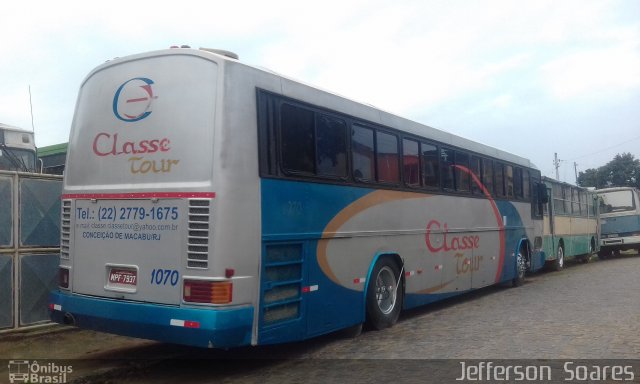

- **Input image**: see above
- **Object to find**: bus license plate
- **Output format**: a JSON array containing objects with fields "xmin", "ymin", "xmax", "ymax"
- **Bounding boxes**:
[{"xmin": 109, "ymin": 269, "xmax": 137, "ymax": 286}]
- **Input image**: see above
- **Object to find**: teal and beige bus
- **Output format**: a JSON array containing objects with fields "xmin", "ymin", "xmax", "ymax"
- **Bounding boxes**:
[
  {"xmin": 542, "ymin": 177, "xmax": 599, "ymax": 269},
  {"xmin": 50, "ymin": 47, "xmax": 549, "ymax": 348},
  {"xmin": 597, "ymin": 187, "xmax": 640, "ymax": 258}
]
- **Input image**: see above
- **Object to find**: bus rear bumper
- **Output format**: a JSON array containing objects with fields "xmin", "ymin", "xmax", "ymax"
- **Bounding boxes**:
[{"xmin": 49, "ymin": 290, "xmax": 254, "ymax": 349}]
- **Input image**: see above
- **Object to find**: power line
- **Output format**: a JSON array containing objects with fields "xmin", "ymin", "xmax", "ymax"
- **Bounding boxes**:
[{"xmin": 566, "ymin": 133, "xmax": 640, "ymax": 161}]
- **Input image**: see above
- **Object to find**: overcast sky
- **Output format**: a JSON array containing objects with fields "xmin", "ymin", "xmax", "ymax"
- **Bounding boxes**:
[{"xmin": 2, "ymin": 0, "xmax": 639, "ymax": 183}]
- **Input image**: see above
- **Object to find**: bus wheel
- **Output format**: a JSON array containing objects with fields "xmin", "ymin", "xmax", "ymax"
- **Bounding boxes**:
[
  {"xmin": 366, "ymin": 258, "xmax": 403, "ymax": 330},
  {"xmin": 512, "ymin": 251, "xmax": 526, "ymax": 287},
  {"xmin": 583, "ymin": 241, "xmax": 595, "ymax": 263},
  {"xmin": 553, "ymin": 245, "xmax": 564, "ymax": 271}
]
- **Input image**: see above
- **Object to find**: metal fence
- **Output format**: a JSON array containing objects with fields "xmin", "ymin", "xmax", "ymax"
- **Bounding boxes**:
[{"xmin": 0, "ymin": 170, "xmax": 62, "ymax": 330}]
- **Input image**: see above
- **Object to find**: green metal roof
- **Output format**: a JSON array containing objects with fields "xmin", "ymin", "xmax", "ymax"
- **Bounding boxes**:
[{"xmin": 37, "ymin": 142, "xmax": 68, "ymax": 157}]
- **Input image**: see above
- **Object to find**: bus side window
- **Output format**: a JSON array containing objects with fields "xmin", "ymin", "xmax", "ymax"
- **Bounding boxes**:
[
  {"xmin": 514, "ymin": 167, "xmax": 523, "ymax": 199},
  {"xmin": 455, "ymin": 151, "xmax": 470, "ymax": 192},
  {"xmin": 553, "ymin": 184, "xmax": 564, "ymax": 214},
  {"xmin": 470, "ymin": 156, "xmax": 482, "ymax": 195},
  {"xmin": 505, "ymin": 165, "xmax": 514, "ymax": 198},
  {"xmin": 580, "ymin": 191, "xmax": 588, "ymax": 217},
  {"xmin": 376, "ymin": 131, "xmax": 399, "ymax": 184},
  {"xmin": 563, "ymin": 186, "xmax": 571, "ymax": 214},
  {"xmin": 421, "ymin": 142, "xmax": 439, "ymax": 188},
  {"xmin": 440, "ymin": 148, "xmax": 455, "ymax": 190},
  {"xmin": 352, "ymin": 125, "xmax": 375, "ymax": 181},
  {"xmin": 523, "ymin": 169, "xmax": 530, "ymax": 200},
  {"xmin": 494, "ymin": 162, "xmax": 505, "ymax": 197},
  {"xmin": 316, "ymin": 114, "xmax": 347, "ymax": 178},
  {"xmin": 402, "ymin": 138, "xmax": 420, "ymax": 187},
  {"xmin": 482, "ymin": 158, "xmax": 494, "ymax": 195},
  {"xmin": 281, "ymin": 103, "xmax": 315, "ymax": 174}
]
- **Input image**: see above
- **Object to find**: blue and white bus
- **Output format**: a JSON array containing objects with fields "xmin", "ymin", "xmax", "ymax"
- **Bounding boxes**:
[
  {"xmin": 597, "ymin": 187, "xmax": 640, "ymax": 258},
  {"xmin": 50, "ymin": 47, "xmax": 548, "ymax": 348}
]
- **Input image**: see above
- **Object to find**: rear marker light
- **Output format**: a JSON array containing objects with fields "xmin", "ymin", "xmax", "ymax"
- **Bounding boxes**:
[
  {"xmin": 59, "ymin": 268, "xmax": 70, "ymax": 289},
  {"xmin": 183, "ymin": 280, "xmax": 232, "ymax": 304}
]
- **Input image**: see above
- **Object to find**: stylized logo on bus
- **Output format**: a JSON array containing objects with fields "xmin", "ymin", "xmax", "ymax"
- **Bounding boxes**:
[{"xmin": 113, "ymin": 78, "xmax": 156, "ymax": 122}]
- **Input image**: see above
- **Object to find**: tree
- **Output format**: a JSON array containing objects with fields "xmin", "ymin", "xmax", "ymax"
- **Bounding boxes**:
[
  {"xmin": 577, "ymin": 153, "xmax": 640, "ymax": 188},
  {"xmin": 576, "ymin": 168, "xmax": 605, "ymax": 188}
]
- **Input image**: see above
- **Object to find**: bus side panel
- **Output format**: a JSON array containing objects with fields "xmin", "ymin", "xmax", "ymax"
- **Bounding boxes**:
[
  {"xmin": 258, "ymin": 178, "xmax": 533, "ymax": 341},
  {"xmin": 258, "ymin": 179, "xmax": 369, "ymax": 344}
]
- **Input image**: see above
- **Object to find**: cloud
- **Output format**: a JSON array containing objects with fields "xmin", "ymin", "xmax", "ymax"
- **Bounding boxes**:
[
  {"xmin": 1, "ymin": 0, "xmax": 638, "ymax": 183},
  {"xmin": 541, "ymin": 41, "xmax": 640, "ymax": 100}
]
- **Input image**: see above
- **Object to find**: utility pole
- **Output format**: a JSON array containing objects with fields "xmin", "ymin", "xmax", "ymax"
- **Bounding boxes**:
[
  {"xmin": 574, "ymin": 162, "xmax": 579, "ymax": 183},
  {"xmin": 554, "ymin": 153, "xmax": 561, "ymax": 180}
]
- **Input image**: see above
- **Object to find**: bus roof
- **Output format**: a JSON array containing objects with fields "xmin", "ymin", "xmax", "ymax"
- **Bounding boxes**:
[
  {"xmin": 542, "ymin": 176, "xmax": 594, "ymax": 191},
  {"xmin": 596, "ymin": 186, "xmax": 640, "ymax": 193},
  {"xmin": 86, "ymin": 47, "xmax": 538, "ymax": 171},
  {"xmin": 0, "ymin": 122, "xmax": 32, "ymax": 133}
]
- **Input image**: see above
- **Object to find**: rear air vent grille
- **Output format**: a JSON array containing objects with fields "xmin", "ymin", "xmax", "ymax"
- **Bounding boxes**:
[
  {"xmin": 60, "ymin": 200, "xmax": 71, "ymax": 260},
  {"xmin": 187, "ymin": 199, "xmax": 211, "ymax": 269}
]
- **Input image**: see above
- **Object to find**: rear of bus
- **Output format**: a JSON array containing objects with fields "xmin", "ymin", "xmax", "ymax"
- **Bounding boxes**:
[{"xmin": 49, "ymin": 48, "xmax": 257, "ymax": 348}]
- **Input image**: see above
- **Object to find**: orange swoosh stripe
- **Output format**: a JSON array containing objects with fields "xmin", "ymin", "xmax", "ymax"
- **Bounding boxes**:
[{"xmin": 317, "ymin": 190, "xmax": 429, "ymax": 284}]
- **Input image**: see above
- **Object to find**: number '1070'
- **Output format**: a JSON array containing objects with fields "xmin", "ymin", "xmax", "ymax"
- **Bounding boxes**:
[{"xmin": 151, "ymin": 269, "xmax": 179, "ymax": 286}]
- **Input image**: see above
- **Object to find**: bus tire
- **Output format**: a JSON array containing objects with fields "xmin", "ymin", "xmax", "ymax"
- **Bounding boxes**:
[
  {"xmin": 512, "ymin": 251, "xmax": 526, "ymax": 287},
  {"xmin": 583, "ymin": 240, "xmax": 595, "ymax": 263},
  {"xmin": 552, "ymin": 245, "xmax": 564, "ymax": 271},
  {"xmin": 366, "ymin": 258, "xmax": 403, "ymax": 331}
]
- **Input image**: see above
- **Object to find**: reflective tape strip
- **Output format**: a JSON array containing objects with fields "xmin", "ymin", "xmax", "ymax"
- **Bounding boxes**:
[
  {"xmin": 49, "ymin": 304, "xmax": 62, "ymax": 311},
  {"xmin": 434, "ymin": 265, "xmax": 443, "ymax": 271},
  {"xmin": 405, "ymin": 271, "xmax": 416, "ymax": 277},
  {"xmin": 353, "ymin": 277, "xmax": 366, "ymax": 284},
  {"xmin": 170, "ymin": 319, "xmax": 185, "ymax": 327},
  {"xmin": 170, "ymin": 319, "xmax": 200, "ymax": 328},
  {"xmin": 303, "ymin": 285, "xmax": 319, "ymax": 293}
]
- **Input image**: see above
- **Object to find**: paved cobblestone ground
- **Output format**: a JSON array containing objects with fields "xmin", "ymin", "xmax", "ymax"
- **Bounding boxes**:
[{"xmin": 1, "ymin": 254, "xmax": 639, "ymax": 383}]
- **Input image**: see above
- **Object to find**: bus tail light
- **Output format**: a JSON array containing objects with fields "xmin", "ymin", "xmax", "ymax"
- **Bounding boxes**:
[
  {"xmin": 183, "ymin": 280, "xmax": 232, "ymax": 304},
  {"xmin": 59, "ymin": 268, "xmax": 70, "ymax": 289}
]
